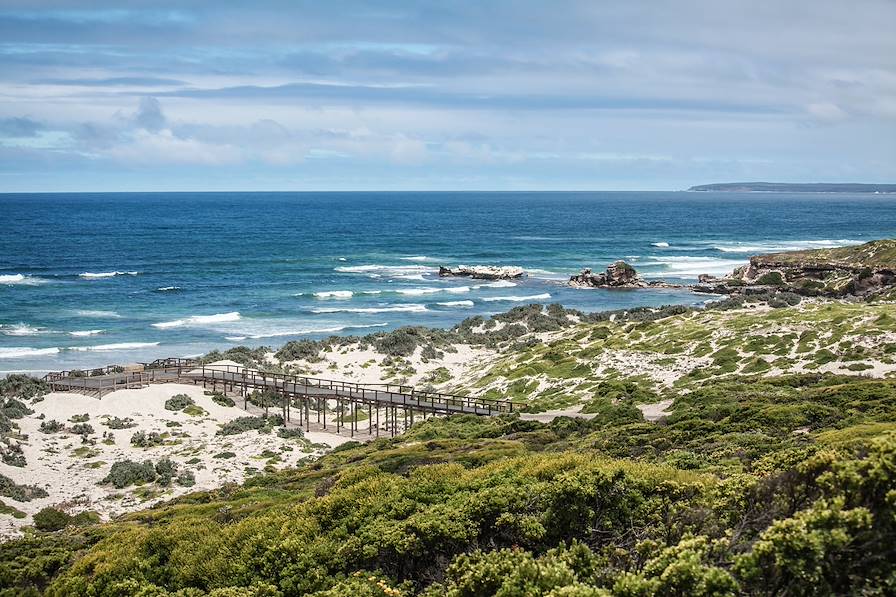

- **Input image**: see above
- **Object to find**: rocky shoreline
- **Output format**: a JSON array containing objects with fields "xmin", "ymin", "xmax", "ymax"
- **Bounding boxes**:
[
  {"xmin": 692, "ymin": 239, "xmax": 896, "ymax": 299},
  {"xmin": 568, "ymin": 239, "xmax": 896, "ymax": 299}
]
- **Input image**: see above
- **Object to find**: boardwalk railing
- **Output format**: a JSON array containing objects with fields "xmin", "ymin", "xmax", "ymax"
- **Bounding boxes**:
[{"xmin": 42, "ymin": 357, "xmax": 521, "ymax": 418}]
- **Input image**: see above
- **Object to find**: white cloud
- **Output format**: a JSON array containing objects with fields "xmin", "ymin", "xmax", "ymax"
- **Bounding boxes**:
[{"xmin": 103, "ymin": 129, "xmax": 242, "ymax": 165}]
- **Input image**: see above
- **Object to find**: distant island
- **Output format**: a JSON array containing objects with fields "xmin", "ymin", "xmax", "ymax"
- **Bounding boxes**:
[{"xmin": 688, "ymin": 182, "xmax": 896, "ymax": 193}]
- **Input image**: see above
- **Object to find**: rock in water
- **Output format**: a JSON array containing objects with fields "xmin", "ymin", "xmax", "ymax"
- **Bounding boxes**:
[
  {"xmin": 439, "ymin": 265, "xmax": 525, "ymax": 280},
  {"xmin": 569, "ymin": 261, "xmax": 676, "ymax": 288}
]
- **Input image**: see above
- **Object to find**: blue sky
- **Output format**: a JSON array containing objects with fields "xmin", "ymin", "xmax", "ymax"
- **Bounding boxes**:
[{"xmin": 0, "ymin": 1, "xmax": 894, "ymax": 191}]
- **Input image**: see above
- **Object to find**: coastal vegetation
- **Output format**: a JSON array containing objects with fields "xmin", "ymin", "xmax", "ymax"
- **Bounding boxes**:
[
  {"xmin": 0, "ymin": 292, "xmax": 894, "ymax": 594},
  {"xmin": 0, "ymin": 370, "xmax": 893, "ymax": 594}
]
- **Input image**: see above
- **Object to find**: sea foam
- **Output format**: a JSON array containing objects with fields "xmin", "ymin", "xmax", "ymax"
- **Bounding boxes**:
[
  {"xmin": 0, "ymin": 347, "xmax": 61, "ymax": 359},
  {"xmin": 69, "ymin": 329, "xmax": 104, "ymax": 337},
  {"xmin": 313, "ymin": 290, "xmax": 354, "ymax": 299},
  {"xmin": 152, "ymin": 312, "xmax": 241, "ymax": 329},
  {"xmin": 79, "ymin": 271, "xmax": 139, "ymax": 279},
  {"xmin": 75, "ymin": 310, "xmax": 122, "ymax": 318},
  {"xmin": 0, "ymin": 323, "xmax": 47, "ymax": 336},
  {"xmin": 471, "ymin": 280, "xmax": 517, "ymax": 289},
  {"xmin": 482, "ymin": 293, "xmax": 552, "ymax": 302},
  {"xmin": 225, "ymin": 322, "xmax": 388, "ymax": 341},
  {"xmin": 0, "ymin": 274, "xmax": 46, "ymax": 285},
  {"xmin": 68, "ymin": 342, "xmax": 160, "ymax": 352},
  {"xmin": 310, "ymin": 304, "xmax": 429, "ymax": 314},
  {"xmin": 710, "ymin": 239, "xmax": 862, "ymax": 254},
  {"xmin": 396, "ymin": 286, "xmax": 470, "ymax": 296},
  {"xmin": 436, "ymin": 300, "xmax": 475, "ymax": 308}
]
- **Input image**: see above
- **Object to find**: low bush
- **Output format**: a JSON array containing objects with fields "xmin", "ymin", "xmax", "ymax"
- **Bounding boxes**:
[
  {"xmin": 217, "ymin": 415, "xmax": 283, "ymax": 436},
  {"xmin": 207, "ymin": 391, "xmax": 235, "ymax": 407},
  {"xmin": 130, "ymin": 431, "xmax": 164, "ymax": 448},
  {"xmin": 32, "ymin": 507, "xmax": 71, "ymax": 532},
  {"xmin": 39, "ymin": 419, "xmax": 64, "ymax": 434},
  {"xmin": 70, "ymin": 423, "xmax": 94, "ymax": 436},
  {"xmin": 0, "ymin": 374, "xmax": 48, "ymax": 401},
  {"xmin": 100, "ymin": 460, "xmax": 157, "ymax": 489},
  {"xmin": 277, "ymin": 427, "xmax": 305, "ymax": 439},
  {"xmin": 155, "ymin": 457, "xmax": 178, "ymax": 486},
  {"xmin": 0, "ymin": 473, "xmax": 48, "ymax": 501},
  {"xmin": 176, "ymin": 470, "xmax": 196, "ymax": 487},
  {"xmin": 164, "ymin": 394, "xmax": 194, "ymax": 411},
  {"xmin": 102, "ymin": 416, "xmax": 136, "ymax": 429}
]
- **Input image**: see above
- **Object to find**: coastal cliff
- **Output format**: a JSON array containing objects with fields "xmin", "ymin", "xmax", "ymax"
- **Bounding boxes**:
[{"xmin": 694, "ymin": 239, "xmax": 896, "ymax": 299}]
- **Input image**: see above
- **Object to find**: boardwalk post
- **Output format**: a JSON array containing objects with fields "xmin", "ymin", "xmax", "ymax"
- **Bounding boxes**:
[{"xmin": 376, "ymin": 406, "xmax": 379, "ymax": 437}]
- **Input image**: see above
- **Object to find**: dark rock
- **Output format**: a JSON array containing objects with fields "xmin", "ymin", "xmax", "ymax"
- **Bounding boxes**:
[{"xmin": 569, "ymin": 261, "xmax": 679, "ymax": 289}]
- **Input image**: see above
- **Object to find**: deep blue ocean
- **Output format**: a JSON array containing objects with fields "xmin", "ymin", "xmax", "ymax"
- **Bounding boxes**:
[{"xmin": 1, "ymin": 191, "xmax": 894, "ymax": 373}]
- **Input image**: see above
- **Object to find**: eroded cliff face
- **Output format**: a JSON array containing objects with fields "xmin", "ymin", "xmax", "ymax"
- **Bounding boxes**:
[{"xmin": 695, "ymin": 239, "xmax": 896, "ymax": 299}]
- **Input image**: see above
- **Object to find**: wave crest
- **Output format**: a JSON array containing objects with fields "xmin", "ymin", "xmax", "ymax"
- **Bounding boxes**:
[
  {"xmin": 152, "ymin": 311, "xmax": 241, "ymax": 329},
  {"xmin": 79, "ymin": 271, "xmax": 139, "ymax": 279},
  {"xmin": 482, "ymin": 293, "xmax": 552, "ymax": 302}
]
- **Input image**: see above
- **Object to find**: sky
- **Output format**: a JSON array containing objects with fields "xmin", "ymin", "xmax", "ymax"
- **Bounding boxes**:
[{"xmin": 0, "ymin": 0, "xmax": 894, "ymax": 192}]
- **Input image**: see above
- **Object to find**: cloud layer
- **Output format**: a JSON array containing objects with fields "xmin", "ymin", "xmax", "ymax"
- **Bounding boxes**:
[{"xmin": 0, "ymin": 1, "xmax": 894, "ymax": 191}]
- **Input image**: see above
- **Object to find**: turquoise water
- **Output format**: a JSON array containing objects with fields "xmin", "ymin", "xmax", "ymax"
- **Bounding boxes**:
[{"xmin": 1, "ymin": 191, "xmax": 894, "ymax": 373}]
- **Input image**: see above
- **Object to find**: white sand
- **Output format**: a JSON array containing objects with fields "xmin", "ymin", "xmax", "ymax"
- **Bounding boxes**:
[
  {"xmin": 284, "ymin": 343, "xmax": 496, "ymax": 389},
  {"xmin": 0, "ymin": 382, "xmax": 352, "ymax": 538}
]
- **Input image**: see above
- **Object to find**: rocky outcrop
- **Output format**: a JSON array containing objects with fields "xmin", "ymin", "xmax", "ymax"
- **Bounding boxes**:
[
  {"xmin": 569, "ymin": 261, "xmax": 679, "ymax": 289},
  {"xmin": 692, "ymin": 239, "xmax": 896, "ymax": 299},
  {"xmin": 439, "ymin": 265, "xmax": 525, "ymax": 280}
]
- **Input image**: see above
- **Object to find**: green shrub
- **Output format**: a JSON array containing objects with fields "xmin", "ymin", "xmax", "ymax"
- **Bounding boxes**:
[
  {"xmin": 68, "ymin": 413, "xmax": 89, "ymax": 423},
  {"xmin": 176, "ymin": 470, "xmax": 196, "ymax": 487},
  {"xmin": 32, "ymin": 507, "xmax": 71, "ymax": 532},
  {"xmin": 100, "ymin": 460, "xmax": 157, "ymax": 488},
  {"xmin": 70, "ymin": 423, "xmax": 94, "ymax": 435},
  {"xmin": 757, "ymin": 271, "xmax": 785, "ymax": 286},
  {"xmin": 102, "ymin": 416, "xmax": 137, "ymax": 429},
  {"xmin": 130, "ymin": 431, "xmax": 164, "ymax": 448},
  {"xmin": 217, "ymin": 415, "xmax": 283, "ymax": 436},
  {"xmin": 208, "ymin": 392, "xmax": 236, "ymax": 407},
  {"xmin": 154, "ymin": 457, "xmax": 178, "ymax": 486},
  {"xmin": 39, "ymin": 419, "xmax": 64, "ymax": 434},
  {"xmin": 182, "ymin": 404, "xmax": 208, "ymax": 417},
  {"xmin": 277, "ymin": 427, "xmax": 305, "ymax": 439},
  {"xmin": 0, "ymin": 473, "xmax": 48, "ymax": 501},
  {"xmin": 0, "ymin": 374, "xmax": 48, "ymax": 400},
  {"xmin": 164, "ymin": 394, "xmax": 194, "ymax": 411}
]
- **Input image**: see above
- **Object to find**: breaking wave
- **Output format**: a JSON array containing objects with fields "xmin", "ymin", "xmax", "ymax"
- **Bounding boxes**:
[
  {"xmin": 79, "ymin": 271, "xmax": 139, "ymax": 279},
  {"xmin": 68, "ymin": 342, "xmax": 160, "ymax": 352},
  {"xmin": 225, "ymin": 322, "xmax": 389, "ymax": 341},
  {"xmin": 310, "ymin": 304, "xmax": 429, "ymax": 314},
  {"xmin": 313, "ymin": 290, "xmax": 355, "ymax": 299},
  {"xmin": 152, "ymin": 312, "xmax": 241, "ymax": 329},
  {"xmin": 0, "ymin": 347, "xmax": 61, "ymax": 359},
  {"xmin": 0, "ymin": 274, "xmax": 47, "ymax": 285},
  {"xmin": 436, "ymin": 300, "xmax": 475, "ymax": 308},
  {"xmin": 482, "ymin": 293, "xmax": 552, "ymax": 302}
]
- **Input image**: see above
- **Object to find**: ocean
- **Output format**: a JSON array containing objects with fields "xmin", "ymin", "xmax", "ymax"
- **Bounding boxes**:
[{"xmin": 1, "ymin": 191, "xmax": 894, "ymax": 373}]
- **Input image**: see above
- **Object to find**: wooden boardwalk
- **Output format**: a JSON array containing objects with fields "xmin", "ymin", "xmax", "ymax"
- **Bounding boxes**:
[{"xmin": 43, "ymin": 358, "xmax": 519, "ymax": 437}]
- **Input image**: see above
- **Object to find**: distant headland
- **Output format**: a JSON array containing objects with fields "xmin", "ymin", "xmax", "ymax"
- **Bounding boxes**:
[{"xmin": 688, "ymin": 182, "xmax": 896, "ymax": 193}]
